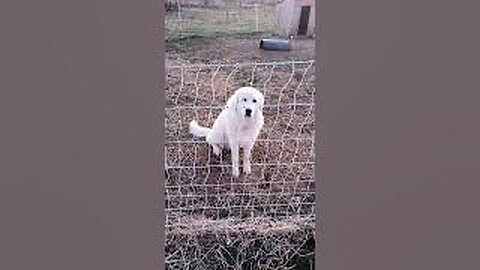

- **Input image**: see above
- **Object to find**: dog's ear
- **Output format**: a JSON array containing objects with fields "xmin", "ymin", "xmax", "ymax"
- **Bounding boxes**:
[
  {"xmin": 257, "ymin": 92, "xmax": 265, "ymax": 111},
  {"xmin": 225, "ymin": 91, "xmax": 238, "ymax": 111}
]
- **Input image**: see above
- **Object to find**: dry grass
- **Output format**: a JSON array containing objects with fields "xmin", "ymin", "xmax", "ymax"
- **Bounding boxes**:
[
  {"xmin": 166, "ymin": 4, "xmax": 277, "ymax": 42},
  {"xmin": 166, "ymin": 216, "xmax": 314, "ymax": 269}
]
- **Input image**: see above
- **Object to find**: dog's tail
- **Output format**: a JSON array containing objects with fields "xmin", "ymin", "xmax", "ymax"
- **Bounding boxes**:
[{"xmin": 189, "ymin": 120, "xmax": 211, "ymax": 138}]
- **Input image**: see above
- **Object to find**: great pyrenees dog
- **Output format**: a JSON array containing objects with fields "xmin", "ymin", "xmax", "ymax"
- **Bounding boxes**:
[{"xmin": 189, "ymin": 87, "xmax": 265, "ymax": 177}]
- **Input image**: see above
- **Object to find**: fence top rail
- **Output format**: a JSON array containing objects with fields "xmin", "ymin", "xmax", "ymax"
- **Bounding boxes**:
[{"xmin": 166, "ymin": 59, "xmax": 315, "ymax": 70}]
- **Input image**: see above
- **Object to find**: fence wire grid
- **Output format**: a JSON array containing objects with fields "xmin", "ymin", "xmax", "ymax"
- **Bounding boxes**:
[
  {"xmin": 165, "ymin": 59, "xmax": 316, "ymax": 269},
  {"xmin": 165, "ymin": 0, "xmax": 281, "ymax": 41}
]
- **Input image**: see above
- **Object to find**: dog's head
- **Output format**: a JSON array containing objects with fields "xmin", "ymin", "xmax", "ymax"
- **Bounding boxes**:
[{"xmin": 226, "ymin": 87, "xmax": 264, "ymax": 119}]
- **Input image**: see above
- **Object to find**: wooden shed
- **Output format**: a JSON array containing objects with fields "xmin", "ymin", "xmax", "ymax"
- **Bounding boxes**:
[{"xmin": 275, "ymin": 0, "xmax": 315, "ymax": 37}]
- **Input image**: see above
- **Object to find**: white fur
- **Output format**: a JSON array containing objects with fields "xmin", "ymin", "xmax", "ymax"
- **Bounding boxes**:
[{"xmin": 189, "ymin": 87, "xmax": 265, "ymax": 177}]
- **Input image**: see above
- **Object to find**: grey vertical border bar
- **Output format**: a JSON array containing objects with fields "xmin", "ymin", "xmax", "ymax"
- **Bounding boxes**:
[
  {"xmin": 320, "ymin": 0, "xmax": 480, "ymax": 269},
  {"xmin": 0, "ymin": 0, "xmax": 163, "ymax": 269},
  {"xmin": 315, "ymin": 1, "xmax": 324, "ymax": 270},
  {"xmin": 158, "ymin": 1, "xmax": 166, "ymax": 269}
]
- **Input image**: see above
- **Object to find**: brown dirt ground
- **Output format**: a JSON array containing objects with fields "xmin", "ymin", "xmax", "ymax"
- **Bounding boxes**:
[
  {"xmin": 166, "ymin": 34, "xmax": 315, "ymax": 66},
  {"xmin": 165, "ymin": 35, "xmax": 315, "ymax": 217},
  {"xmin": 165, "ymin": 63, "xmax": 315, "ymax": 219}
]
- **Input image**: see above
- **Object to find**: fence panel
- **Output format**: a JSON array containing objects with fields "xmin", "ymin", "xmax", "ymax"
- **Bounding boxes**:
[
  {"xmin": 165, "ymin": 0, "xmax": 279, "ymax": 41},
  {"xmin": 164, "ymin": 60, "xmax": 316, "ymax": 269}
]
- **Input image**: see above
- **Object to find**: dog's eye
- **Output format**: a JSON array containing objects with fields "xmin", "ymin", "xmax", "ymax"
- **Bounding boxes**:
[
  {"xmin": 252, "ymin": 99, "xmax": 257, "ymax": 103},
  {"xmin": 243, "ymin": 98, "xmax": 247, "ymax": 102}
]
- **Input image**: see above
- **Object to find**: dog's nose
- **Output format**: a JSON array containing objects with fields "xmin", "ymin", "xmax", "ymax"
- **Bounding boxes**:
[{"xmin": 245, "ymin": 108, "xmax": 252, "ymax": 117}]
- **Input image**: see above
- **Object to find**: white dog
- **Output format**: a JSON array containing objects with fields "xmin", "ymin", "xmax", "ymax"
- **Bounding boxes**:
[{"xmin": 189, "ymin": 87, "xmax": 265, "ymax": 177}]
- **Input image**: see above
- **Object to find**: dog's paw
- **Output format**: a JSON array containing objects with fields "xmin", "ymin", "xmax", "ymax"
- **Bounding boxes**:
[
  {"xmin": 232, "ymin": 166, "xmax": 240, "ymax": 178},
  {"xmin": 243, "ymin": 163, "xmax": 251, "ymax": 175},
  {"xmin": 212, "ymin": 146, "xmax": 221, "ymax": 156}
]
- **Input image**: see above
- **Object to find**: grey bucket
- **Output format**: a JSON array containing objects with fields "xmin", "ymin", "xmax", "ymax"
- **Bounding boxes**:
[{"xmin": 259, "ymin": 38, "xmax": 291, "ymax": 51}]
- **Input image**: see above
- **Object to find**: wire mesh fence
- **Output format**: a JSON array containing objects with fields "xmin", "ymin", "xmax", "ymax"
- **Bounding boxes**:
[
  {"xmin": 165, "ymin": 59, "xmax": 316, "ymax": 269},
  {"xmin": 165, "ymin": 0, "xmax": 280, "ymax": 42}
]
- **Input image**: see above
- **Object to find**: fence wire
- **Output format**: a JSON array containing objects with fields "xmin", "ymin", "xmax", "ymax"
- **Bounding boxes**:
[
  {"xmin": 165, "ymin": 59, "xmax": 315, "ymax": 269},
  {"xmin": 165, "ymin": 0, "xmax": 280, "ymax": 41}
]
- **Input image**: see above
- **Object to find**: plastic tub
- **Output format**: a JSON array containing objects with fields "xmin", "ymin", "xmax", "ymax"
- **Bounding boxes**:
[{"xmin": 259, "ymin": 38, "xmax": 291, "ymax": 51}]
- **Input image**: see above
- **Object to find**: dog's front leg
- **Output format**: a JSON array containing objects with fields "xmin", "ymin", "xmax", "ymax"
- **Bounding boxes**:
[
  {"xmin": 243, "ymin": 144, "xmax": 253, "ymax": 175},
  {"xmin": 230, "ymin": 142, "xmax": 240, "ymax": 177}
]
